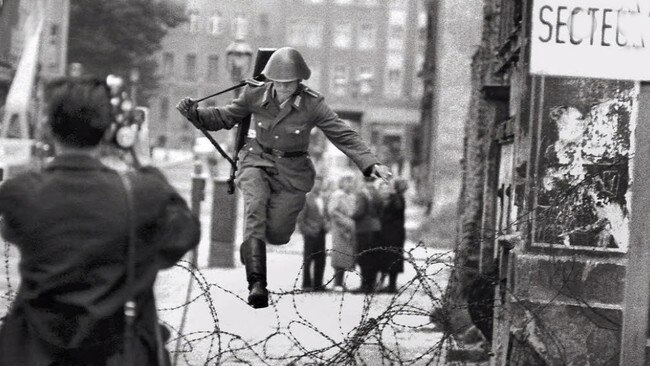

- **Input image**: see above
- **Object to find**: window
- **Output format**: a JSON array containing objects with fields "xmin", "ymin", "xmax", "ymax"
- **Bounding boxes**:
[
  {"xmin": 257, "ymin": 13, "xmax": 270, "ymax": 37},
  {"xmin": 162, "ymin": 52, "xmax": 174, "ymax": 77},
  {"xmin": 306, "ymin": 23, "xmax": 323, "ymax": 47},
  {"xmin": 189, "ymin": 11, "xmax": 201, "ymax": 33},
  {"xmin": 307, "ymin": 63, "xmax": 321, "ymax": 90},
  {"xmin": 50, "ymin": 24, "xmax": 58, "ymax": 45},
  {"xmin": 358, "ymin": 23, "xmax": 376, "ymax": 50},
  {"xmin": 210, "ymin": 12, "xmax": 223, "ymax": 35},
  {"xmin": 388, "ymin": 0, "xmax": 407, "ymax": 8},
  {"xmin": 356, "ymin": 66, "xmax": 374, "ymax": 97},
  {"xmin": 387, "ymin": 24, "xmax": 405, "ymax": 51},
  {"xmin": 287, "ymin": 19, "xmax": 323, "ymax": 48},
  {"xmin": 389, "ymin": 9, "xmax": 407, "ymax": 25},
  {"xmin": 385, "ymin": 51, "xmax": 404, "ymax": 97},
  {"xmin": 185, "ymin": 54, "xmax": 196, "ymax": 81},
  {"xmin": 287, "ymin": 22, "xmax": 302, "ymax": 46},
  {"xmin": 233, "ymin": 13, "xmax": 248, "ymax": 40},
  {"xmin": 333, "ymin": 23, "xmax": 352, "ymax": 49},
  {"xmin": 331, "ymin": 65, "xmax": 349, "ymax": 96},
  {"xmin": 412, "ymin": 52, "xmax": 425, "ymax": 97},
  {"xmin": 384, "ymin": 67, "xmax": 403, "ymax": 97},
  {"xmin": 334, "ymin": 0, "xmax": 352, "ymax": 4},
  {"xmin": 207, "ymin": 55, "xmax": 219, "ymax": 82},
  {"xmin": 160, "ymin": 97, "xmax": 169, "ymax": 120},
  {"xmin": 387, "ymin": 52, "xmax": 404, "ymax": 68}
]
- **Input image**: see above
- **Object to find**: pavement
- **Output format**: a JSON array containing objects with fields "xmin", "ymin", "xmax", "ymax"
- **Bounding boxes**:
[{"xmin": 150, "ymin": 147, "xmax": 195, "ymax": 168}]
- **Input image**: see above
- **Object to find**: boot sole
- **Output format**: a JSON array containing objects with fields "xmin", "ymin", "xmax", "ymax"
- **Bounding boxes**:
[{"xmin": 248, "ymin": 293, "xmax": 268, "ymax": 309}]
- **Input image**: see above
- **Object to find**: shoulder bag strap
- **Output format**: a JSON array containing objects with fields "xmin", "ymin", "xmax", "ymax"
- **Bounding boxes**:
[
  {"xmin": 118, "ymin": 170, "xmax": 169, "ymax": 366},
  {"xmin": 117, "ymin": 171, "xmax": 137, "ymax": 365}
]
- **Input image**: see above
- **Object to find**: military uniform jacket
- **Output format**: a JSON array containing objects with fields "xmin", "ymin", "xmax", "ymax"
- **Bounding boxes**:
[
  {"xmin": 0, "ymin": 154, "xmax": 200, "ymax": 363},
  {"xmin": 197, "ymin": 81, "xmax": 380, "ymax": 192}
]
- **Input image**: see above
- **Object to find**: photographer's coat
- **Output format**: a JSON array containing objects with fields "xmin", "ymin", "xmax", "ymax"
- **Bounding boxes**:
[{"xmin": 0, "ymin": 154, "xmax": 200, "ymax": 364}]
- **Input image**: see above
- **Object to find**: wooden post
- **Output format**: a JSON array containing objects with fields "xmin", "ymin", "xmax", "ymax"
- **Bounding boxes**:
[{"xmin": 620, "ymin": 82, "xmax": 650, "ymax": 365}]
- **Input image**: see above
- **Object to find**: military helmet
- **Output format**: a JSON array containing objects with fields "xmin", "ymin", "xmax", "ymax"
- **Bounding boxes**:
[{"xmin": 262, "ymin": 47, "xmax": 311, "ymax": 82}]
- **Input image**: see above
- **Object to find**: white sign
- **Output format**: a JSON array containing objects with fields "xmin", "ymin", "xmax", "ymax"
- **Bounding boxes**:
[{"xmin": 531, "ymin": 0, "xmax": 650, "ymax": 80}]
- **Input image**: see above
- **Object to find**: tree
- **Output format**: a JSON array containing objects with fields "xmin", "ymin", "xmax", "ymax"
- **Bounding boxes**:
[{"xmin": 67, "ymin": 0, "xmax": 187, "ymax": 104}]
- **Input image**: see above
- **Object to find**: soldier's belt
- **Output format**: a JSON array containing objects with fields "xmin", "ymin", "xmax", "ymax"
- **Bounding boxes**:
[{"xmin": 260, "ymin": 145, "xmax": 308, "ymax": 158}]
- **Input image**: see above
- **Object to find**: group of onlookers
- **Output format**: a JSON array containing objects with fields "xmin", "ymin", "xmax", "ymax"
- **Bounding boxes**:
[{"xmin": 297, "ymin": 174, "xmax": 408, "ymax": 294}]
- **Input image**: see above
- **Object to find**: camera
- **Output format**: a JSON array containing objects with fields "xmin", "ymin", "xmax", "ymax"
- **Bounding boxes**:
[{"xmin": 105, "ymin": 74, "xmax": 143, "ymax": 150}]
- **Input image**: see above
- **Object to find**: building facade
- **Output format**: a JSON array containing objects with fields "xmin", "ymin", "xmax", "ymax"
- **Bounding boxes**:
[
  {"xmin": 449, "ymin": 0, "xmax": 650, "ymax": 363},
  {"xmin": 0, "ymin": 0, "xmax": 69, "ymax": 134},
  {"xmin": 149, "ymin": 0, "xmax": 427, "ymax": 180}
]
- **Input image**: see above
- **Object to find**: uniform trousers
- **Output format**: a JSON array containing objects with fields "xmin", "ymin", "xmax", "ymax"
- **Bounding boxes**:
[{"xmin": 236, "ymin": 166, "xmax": 307, "ymax": 245}]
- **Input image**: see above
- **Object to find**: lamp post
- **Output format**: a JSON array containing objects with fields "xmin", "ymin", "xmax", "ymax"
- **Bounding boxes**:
[
  {"xmin": 207, "ymin": 38, "xmax": 252, "ymax": 268},
  {"xmin": 225, "ymin": 39, "xmax": 253, "ymax": 98}
]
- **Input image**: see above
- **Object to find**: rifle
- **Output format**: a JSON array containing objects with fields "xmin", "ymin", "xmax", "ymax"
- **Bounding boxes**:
[{"xmin": 227, "ymin": 48, "xmax": 276, "ymax": 193}]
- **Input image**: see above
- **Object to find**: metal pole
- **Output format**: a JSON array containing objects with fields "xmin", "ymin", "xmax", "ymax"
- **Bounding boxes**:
[
  {"xmin": 208, "ymin": 176, "xmax": 236, "ymax": 268},
  {"xmin": 172, "ymin": 159, "xmax": 206, "ymax": 366},
  {"xmin": 190, "ymin": 159, "xmax": 206, "ymax": 265}
]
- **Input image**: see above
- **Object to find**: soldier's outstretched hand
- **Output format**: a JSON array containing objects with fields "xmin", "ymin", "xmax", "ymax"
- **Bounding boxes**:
[
  {"xmin": 176, "ymin": 97, "xmax": 199, "ymax": 127},
  {"xmin": 371, "ymin": 164, "xmax": 393, "ymax": 184}
]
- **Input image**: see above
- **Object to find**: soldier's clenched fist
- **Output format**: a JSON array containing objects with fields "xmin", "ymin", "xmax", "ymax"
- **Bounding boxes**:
[{"xmin": 176, "ymin": 97, "xmax": 199, "ymax": 127}]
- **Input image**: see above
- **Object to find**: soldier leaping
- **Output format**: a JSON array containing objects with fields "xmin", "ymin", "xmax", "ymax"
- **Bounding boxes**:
[{"xmin": 176, "ymin": 47, "xmax": 392, "ymax": 309}]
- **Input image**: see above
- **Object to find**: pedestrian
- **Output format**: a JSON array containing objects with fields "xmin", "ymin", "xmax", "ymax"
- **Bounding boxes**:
[
  {"xmin": 296, "ymin": 175, "xmax": 329, "ymax": 291},
  {"xmin": 0, "ymin": 77, "xmax": 201, "ymax": 365},
  {"xmin": 176, "ymin": 46, "xmax": 391, "ymax": 308},
  {"xmin": 328, "ymin": 175, "xmax": 357, "ymax": 291},
  {"xmin": 352, "ymin": 176, "xmax": 384, "ymax": 293},
  {"xmin": 377, "ymin": 178, "xmax": 408, "ymax": 293}
]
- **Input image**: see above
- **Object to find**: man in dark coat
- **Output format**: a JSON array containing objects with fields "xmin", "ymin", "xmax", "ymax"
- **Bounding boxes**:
[
  {"xmin": 177, "ymin": 47, "xmax": 392, "ymax": 308},
  {"xmin": 0, "ymin": 78, "xmax": 201, "ymax": 365},
  {"xmin": 378, "ymin": 178, "xmax": 408, "ymax": 293},
  {"xmin": 352, "ymin": 176, "xmax": 384, "ymax": 293},
  {"xmin": 296, "ymin": 175, "xmax": 328, "ymax": 291}
]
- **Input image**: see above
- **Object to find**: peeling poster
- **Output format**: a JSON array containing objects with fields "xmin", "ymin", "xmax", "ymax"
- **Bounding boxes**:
[{"xmin": 534, "ymin": 78, "xmax": 637, "ymax": 251}]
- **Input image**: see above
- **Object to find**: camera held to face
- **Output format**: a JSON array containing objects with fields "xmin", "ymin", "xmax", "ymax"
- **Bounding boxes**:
[{"xmin": 105, "ymin": 74, "xmax": 143, "ymax": 150}]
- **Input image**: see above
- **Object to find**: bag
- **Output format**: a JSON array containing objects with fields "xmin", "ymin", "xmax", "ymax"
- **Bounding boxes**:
[{"xmin": 118, "ymin": 171, "xmax": 171, "ymax": 366}]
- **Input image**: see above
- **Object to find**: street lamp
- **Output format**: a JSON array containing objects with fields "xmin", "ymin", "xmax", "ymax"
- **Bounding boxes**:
[
  {"xmin": 208, "ymin": 38, "xmax": 253, "ymax": 269},
  {"xmin": 225, "ymin": 39, "xmax": 253, "ymax": 98}
]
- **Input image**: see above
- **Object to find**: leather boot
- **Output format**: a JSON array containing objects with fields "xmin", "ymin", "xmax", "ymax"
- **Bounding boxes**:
[{"xmin": 240, "ymin": 238, "xmax": 269, "ymax": 308}]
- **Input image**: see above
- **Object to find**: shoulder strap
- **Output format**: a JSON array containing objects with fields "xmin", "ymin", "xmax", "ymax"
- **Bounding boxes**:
[
  {"xmin": 117, "ymin": 170, "xmax": 137, "ymax": 364},
  {"xmin": 117, "ymin": 170, "xmax": 169, "ymax": 366}
]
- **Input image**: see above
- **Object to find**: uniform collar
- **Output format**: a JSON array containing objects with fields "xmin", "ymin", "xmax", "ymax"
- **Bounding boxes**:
[
  {"xmin": 263, "ymin": 83, "xmax": 304, "ymax": 110},
  {"xmin": 46, "ymin": 153, "xmax": 111, "ymax": 171},
  {"xmin": 261, "ymin": 83, "xmax": 273, "ymax": 107}
]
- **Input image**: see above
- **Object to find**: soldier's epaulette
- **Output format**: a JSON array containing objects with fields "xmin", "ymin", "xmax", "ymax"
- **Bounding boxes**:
[
  {"xmin": 301, "ymin": 84, "xmax": 320, "ymax": 98},
  {"xmin": 245, "ymin": 78, "xmax": 266, "ymax": 87}
]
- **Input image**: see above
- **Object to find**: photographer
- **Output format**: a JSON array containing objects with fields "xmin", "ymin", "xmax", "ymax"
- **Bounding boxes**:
[{"xmin": 0, "ymin": 77, "xmax": 200, "ymax": 365}]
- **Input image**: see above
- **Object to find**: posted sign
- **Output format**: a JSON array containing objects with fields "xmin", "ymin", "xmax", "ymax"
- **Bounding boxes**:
[{"xmin": 530, "ymin": 0, "xmax": 650, "ymax": 80}]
